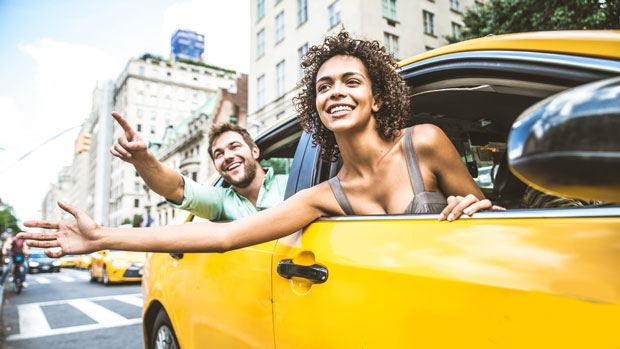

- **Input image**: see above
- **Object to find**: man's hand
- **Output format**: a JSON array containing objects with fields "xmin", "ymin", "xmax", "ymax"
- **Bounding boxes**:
[
  {"xmin": 19, "ymin": 202, "xmax": 103, "ymax": 258},
  {"xmin": 110, "ymin": 111, "xmax": 149, "ymax": 164}
]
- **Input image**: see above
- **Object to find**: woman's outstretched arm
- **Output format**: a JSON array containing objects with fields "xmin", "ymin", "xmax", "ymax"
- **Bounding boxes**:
[{"xmin": 19, "ymin": 186, "xmax": 329, "ymax": 257}]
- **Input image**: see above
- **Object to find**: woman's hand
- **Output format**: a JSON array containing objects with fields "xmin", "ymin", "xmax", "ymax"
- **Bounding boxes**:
[
  {"xmin": 18, "ymin": 201, "xmax": 103, "ymax": 258},
  {"xmin": 439, "ymin": 194, "xmax": 505, "ymax": 221}
]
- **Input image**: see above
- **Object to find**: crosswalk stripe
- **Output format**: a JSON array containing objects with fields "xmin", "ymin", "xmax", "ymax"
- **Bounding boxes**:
[
  {"xmin": 34, "ymin": 277, "xmax": 51, "ymax": 284},
  {"xmin": 114, "ymin": 294, "xmax": 143, "ymax": 307},
  {"xmin": 7, "ymin": 318, "xmax": 142, "ymax": 341},
  {"xmin": 58, "ymin": 275, "xmax": 75, "ymax": 282},
  {"xmin": 67, "ymin": 299, "xmax": 128, "ymax": 325},
  {"xmin": 18, "ymin": 304, "xmax": 51, "ymax": 335}
]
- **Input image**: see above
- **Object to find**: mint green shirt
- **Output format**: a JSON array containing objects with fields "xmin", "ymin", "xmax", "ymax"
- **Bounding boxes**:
[{"xmin": 168, "ymin": 168, "xmax": 288, "ymax": 222}]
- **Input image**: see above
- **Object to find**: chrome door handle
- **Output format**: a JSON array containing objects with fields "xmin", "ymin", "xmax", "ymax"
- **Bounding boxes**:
[{"xmin": 277, "ymin": 259, "xmax": 328, "ymax": 284}]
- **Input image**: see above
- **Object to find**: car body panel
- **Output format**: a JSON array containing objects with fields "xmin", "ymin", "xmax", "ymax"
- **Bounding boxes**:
[
  {"xmin": 142, "ymin": 31, "xmax": 620, "ymax": 348},
  {"xmin": 272, "ymin": 213, "xmax": 620, "ymax": 347}
]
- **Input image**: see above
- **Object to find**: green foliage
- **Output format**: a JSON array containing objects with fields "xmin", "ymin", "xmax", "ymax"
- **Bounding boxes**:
[
  {"xmin": 0, "ymin": 204, "xmax": 20, "ymax": 235},
  {"xmin": 448, "ymin": 0, "xmax": 620, "ymax": 43},
  {"xmin": 121, "ymin": 217, "xmax": 131, "ymax": 225},
  {"xmin": 132, "ymin": 214, "xmax": 142, "ymax": 227}
]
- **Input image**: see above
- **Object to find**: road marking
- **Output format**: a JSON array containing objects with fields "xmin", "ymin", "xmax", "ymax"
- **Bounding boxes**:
[
  {"xmin": 58, "ymin": 275, "xmax": 75, "ymax": 282},
  {"xmin": 114, "ymin": 294, "xmax": 143, "ymax": 307},
  {"xmin": 67, "ymin": 299, "xmax": 128, "ymax": 325},
  {"xmin": 22, "ymin": 293, "xmax": 143, "ymax": 307},
  {"xmin": 34, "ymin": 277, "xmax": 51, "ymax": 284},
  {"xmin": 74, "ymin": 273, "xmax": 91, "ymax": 280},
  {"xmin": 17, "ymin": 304, "xmax": 51, "ymax": 335},
  {"xmin": 7, "ymin": 318, "xmax": 142, "ymax": 341}
]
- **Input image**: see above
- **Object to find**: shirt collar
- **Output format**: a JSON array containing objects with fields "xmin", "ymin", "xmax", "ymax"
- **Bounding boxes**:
[{"xmin": 262, "ymin": 167, "xmax": 275, "ymax": 190}]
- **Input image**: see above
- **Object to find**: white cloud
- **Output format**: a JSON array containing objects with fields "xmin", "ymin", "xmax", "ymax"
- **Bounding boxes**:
[{"xmin": 161, "ymin": 0, "xmax": 250, "ymax": 73}]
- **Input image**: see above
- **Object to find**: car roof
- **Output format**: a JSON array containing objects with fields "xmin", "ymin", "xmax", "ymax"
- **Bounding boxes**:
[{"xmin": 398, "ymin": 30, "xmax": 620, "ymax": 66}]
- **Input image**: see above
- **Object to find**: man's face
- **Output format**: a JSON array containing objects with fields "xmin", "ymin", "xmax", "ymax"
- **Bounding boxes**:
[{"xmin": 211, "ymin": 131, "xmax": 259, "ymax": 188}]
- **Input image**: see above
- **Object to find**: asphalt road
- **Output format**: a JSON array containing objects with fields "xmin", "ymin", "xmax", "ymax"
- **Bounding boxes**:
[{"xmin": 1, "ymin": 267, "xmax": 143, "ymax": 349}]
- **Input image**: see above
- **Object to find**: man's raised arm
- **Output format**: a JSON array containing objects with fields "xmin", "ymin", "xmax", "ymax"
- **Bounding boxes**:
[{"xmin": 110, "ymin": 112, "xmax": 185, "ymax": 204}]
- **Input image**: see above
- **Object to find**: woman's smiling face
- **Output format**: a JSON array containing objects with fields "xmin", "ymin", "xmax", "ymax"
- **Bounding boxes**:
[{"xmin": 315, "ymin": 55, "xmax": 380, "ymax": 133}]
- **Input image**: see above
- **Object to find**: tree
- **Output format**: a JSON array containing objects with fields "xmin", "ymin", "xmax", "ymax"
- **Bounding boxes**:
[
  {"xmin": 0, "ymin": 203, "xmax": 20, "ymax": 235},
  {"xmin": 132, "ymin": 214, "xmax": 142, "ymax": 227},
  {"xmin": 449, "ymin": 0, "xmax": 620, "ymax": 43}
]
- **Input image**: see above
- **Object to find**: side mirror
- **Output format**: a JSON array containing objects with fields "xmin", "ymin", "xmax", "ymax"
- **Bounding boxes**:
[{"xmin": 508, "ymin": 76, "xmax": 620, "ymax": 203}]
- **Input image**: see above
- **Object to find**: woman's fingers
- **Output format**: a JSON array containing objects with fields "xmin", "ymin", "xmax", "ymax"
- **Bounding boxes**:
[
  {"xmin": 23, "ymin": 220, "xmax": 59, "ymax": 229},
  {"xmin": 25, "ymin": 239, "xmax": 60, "ymax": 248}
]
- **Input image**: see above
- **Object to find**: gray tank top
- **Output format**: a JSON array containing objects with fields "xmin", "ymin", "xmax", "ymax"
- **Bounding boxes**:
[{"xmin": 328, "ymin": 127, "xmax": 448, "ymax": 215}]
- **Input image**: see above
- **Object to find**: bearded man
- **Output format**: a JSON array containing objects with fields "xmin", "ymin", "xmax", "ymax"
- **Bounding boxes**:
[{"xmin": 110, "ymin": 112, "xmax": 287, "ymax": 222}]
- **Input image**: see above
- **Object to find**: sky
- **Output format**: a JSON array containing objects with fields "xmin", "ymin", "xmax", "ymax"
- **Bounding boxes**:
[{"xmin": 0, "ymin": 0, "xmax": 250, "ymax": 226}]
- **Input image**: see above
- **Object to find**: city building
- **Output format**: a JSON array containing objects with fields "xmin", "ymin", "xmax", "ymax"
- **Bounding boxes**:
[
  {"xmin": 108, "ymin": 52, "xmax": 241, "ymax": 227},
  {"xmin": 41, "ymin": 166, "xmax": 73, "ymax": 222},
  {"xmin": 248, "ymin": 0, "xmax": 476, "ymax": 133}
]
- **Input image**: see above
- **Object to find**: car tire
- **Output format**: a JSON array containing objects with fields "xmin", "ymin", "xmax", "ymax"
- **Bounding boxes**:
[
  {"xmin": 89, "ymin": 267, "xmax": 97, "ymax": 283},
  {"xmin": 150, "ymin": 310, "xmax": 180, "ymax": 349},
  {"xmin": 103, "ymin": 265, "xmax": 110, "ymax": 285}
]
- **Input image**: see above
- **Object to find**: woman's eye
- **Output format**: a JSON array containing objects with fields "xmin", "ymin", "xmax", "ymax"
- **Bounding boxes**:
[
  {"xmin": 317, "ymin": 84, "xmax": 329, "ymax": 92},
  {"xmin": 347, "ymin": 79, "xmax": 360, "ymax": 85}
]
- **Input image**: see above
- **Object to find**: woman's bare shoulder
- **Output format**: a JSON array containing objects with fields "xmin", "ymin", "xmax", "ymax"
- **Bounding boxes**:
[{"xmin": 410, "ymin": 123, "xmax": 449, "ymax": 152}]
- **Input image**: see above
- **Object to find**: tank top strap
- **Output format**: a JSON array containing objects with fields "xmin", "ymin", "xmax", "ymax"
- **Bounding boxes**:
[
  {"xmin": 328, "ymin": 176, "xmax": 356, "ymax": 215},
  {"xmin": 403, "ymin": 126, "xmax": 426, "ymax": 195}
]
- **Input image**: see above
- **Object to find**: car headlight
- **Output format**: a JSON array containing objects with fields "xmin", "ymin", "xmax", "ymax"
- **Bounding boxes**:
[
  {"xmin": 110, "ymin": 260, "xmax": 129, "ymax": 268},
  {"xmin": 52, "ymin": 260, "xmax": 61, "ymax": 266},
  {"xmin": 29, "ymin": 261, "xmax": 40, "ymax": 267}
]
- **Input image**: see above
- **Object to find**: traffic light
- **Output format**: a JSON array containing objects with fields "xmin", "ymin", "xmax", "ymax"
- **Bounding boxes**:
[{"xmin": 75, "ymin": 131, "xmax": 92, "ymax": 154}]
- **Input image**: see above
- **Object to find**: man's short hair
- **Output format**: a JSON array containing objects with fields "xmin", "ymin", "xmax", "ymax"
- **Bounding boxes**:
[{"xmin": 208, "ymin": 123, "xmax": 257, "ymax": 161}]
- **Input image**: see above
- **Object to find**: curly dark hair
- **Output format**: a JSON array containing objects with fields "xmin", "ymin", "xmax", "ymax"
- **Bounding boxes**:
[{"xmin": 293, "ymin": 30, "xmax": 410, "ymax": 162}]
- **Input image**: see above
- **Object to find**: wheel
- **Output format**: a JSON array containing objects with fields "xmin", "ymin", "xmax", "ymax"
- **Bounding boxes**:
[
  {"xmin": 102, "ymin": 265, "xmax": 110, "ymax": 285},
  {"xmin": 14, "ymin": 278, "xmax": 22, "ymax": 294},
  {"xmin": 89, "ymin": 267, "xmax": 97, "ymax": 282},
  {"xmin": 150, "ymin": 310, "xmax": 179, "ymax": 349}
]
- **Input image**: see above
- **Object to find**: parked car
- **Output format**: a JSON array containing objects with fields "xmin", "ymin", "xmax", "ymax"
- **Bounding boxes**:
[
  {"xmin": 90, "ymin": 249, "xmax": 145, "ymax": 285},
  {"xmin": 28, "ymin": 252, "xmax": 61, "ymax": 273},
  {"xmin": 142, "ymin": 31, "xmax": 620, "ymax": 348}
]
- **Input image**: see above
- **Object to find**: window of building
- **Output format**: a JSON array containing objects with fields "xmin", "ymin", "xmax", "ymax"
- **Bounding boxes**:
[
  {"xmin": 137, "ymin": 80, "xmax": 144, "ymax": 90},
  {"xmin": 151, "ymin": 125, "xmax": 156, "ymax": 135},
  {"xmin": 452, "ymin": 22, "xmax": 462, "ymax": 40},
  {"xmin": 150, "ymin": 82, "xmax": 158, "ymax": 93},
  {"xmin": 230, "ymin": 115, "xmax": 239, "ymax": 124},
  {"xmin": 275, "ymin": 11, "xmax": 285, "ymax": 43},
  {"xmin": 276, "ymin": 111, "xmax": 286, "ymax": 120},
  {"xmin": 151, "ymin": 111, "xmax": 157, "ymax": 121},
  {"xmin": 257, "ymin": 0, "xmax": 265, "ymax": 21},
  {"xmin": 163, "ymin": 97, "xmax": 171, "ymax": 108},
  {"xmin": 150, "ymin": 96, "xmax": 157, "ymax": 105},
  {"xmin": 257, "ymin": 75, "xmax": 265, "ymax": 109},
  {"xmin": 178, "ymin": 87, "xmax": 185, "ymax": 99},
  {"xmin": 137, "ymin": 108, "xmax": 143, "ymax": 118},
  {"xmin": 423, "ymin": 10, "xmax": 435, "ymax": 36},
  {"xmin": 137, "ymin": 124, "xmax": 142, "ymax": 132},
  {"xmin": 134, "ymin": 199, "xmax": 139, "ymax": 208},
  {"xmin": 328, "ymin": 0, "xmax": 341, "ymax": 28},
  {"xmin": 450, "ymin": 0, "xmax": 460, "ymax": 12},
  {"xmin": 276, "ymin": 60, "xmax": 286, "ymax": 98},
  {"xmin": 298, "ymin": 0, "xmax": 308, "ymax": 25},
  {"xmin": 384, "ymin": 32, "xmax": 399, "ymax": 58},
  {"xmin": 137, "ymin": 93, "xmax": 144, "ymax": 104},
  {"xmin": 138, "ymin": 66, "xmax": 145, "ymax": 76},
  {"xmin": 257, "ymin": 28, "xmax": 265, "ymax": 58},
  {"xmin": 135, "ymin": 171, "xmax": 140, "ymax": 177},
  {"xmin": 134, "ymin": 183, "xmax": 140, "ymax": 193},
  {"xmin": 166, "ymin": 71, "xmax": 171, "ymax": 79},
  {"xmin": 192, "ymin": 172, "xmax": 198, "ymax": 181},
  {"xmin": 382, "ymin": 0, "xmax": 397, "ymax": 21},
  {"xmin": 298, "ymin": 42, "xmax": 308, "ymax": 80}
]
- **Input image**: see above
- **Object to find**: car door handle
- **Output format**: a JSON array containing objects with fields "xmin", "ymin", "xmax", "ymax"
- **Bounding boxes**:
[
  {"xmin": 169, "ymin": 253, "xmax": 184, "ymax": 260},
  {"xmin": 277, "ymin": 259, "xmax": 328, "ymax": 284}
]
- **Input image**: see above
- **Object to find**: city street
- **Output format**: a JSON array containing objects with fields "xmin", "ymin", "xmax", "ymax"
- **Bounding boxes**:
[{"xmin": 1, "ymin": 268, "xmax": 143, "ymax": 349}]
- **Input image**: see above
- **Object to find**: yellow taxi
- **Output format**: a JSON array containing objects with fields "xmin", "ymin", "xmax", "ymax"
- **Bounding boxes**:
[
  {"xmin": 59, "ymin": 254, "xmax": 79, "ymax": 268},
  {"xmin": 77, "ymin": 253, "xmax": 93, "ymax": 270},
  {"xmin": 142, "ymin": 31, "xmax": 620, "ymax": 348},
  {"xmin": 90, "ymin": 250, "xmax": 146, "ymax": 285}
]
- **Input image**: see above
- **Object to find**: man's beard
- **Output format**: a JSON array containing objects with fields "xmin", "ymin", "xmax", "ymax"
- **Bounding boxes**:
[{"xmin": 224, "ymin": 159, "xmax": 257, "ymax": 188}]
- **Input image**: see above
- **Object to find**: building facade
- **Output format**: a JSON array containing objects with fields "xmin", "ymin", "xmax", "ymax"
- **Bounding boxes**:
[
  {"xmin": 108, "ymin": 54, "xmax": 240, "ymax": 227},
  {"xmin": 248, "ymin": 0, "xmax": 476, "ymax": 133}
]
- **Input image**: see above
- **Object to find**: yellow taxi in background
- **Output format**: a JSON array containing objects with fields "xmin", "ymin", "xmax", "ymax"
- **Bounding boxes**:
[
  {"xmin": 142, "ymin": 31, "xmax": 620, "ymax": 348},
  {"xmin": 77, "ymin": 254, "xmax": 93, "ymax": 270},
  {"xmin": 59, "ymin": 255, "xmax": 79, "ymax": 268},
  {"xmin": 90, "ymin": 250, "xmax": 146, "ymax": 285}
]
